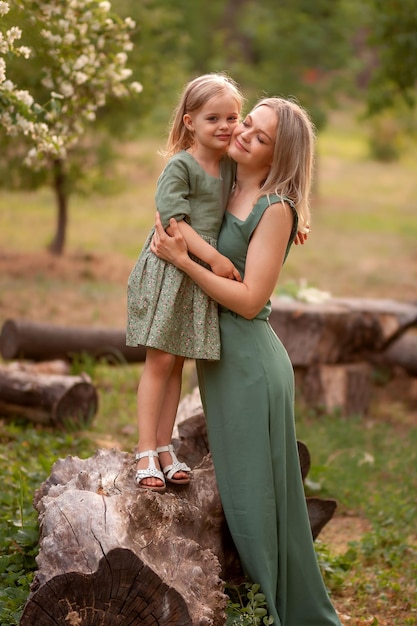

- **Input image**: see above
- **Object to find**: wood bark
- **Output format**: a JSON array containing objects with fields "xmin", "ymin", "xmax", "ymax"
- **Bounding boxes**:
[
  {"xmin": 375, "ymin": 331, "xmax": 417, "ymax": 376},
  {"xmin": 269, "ymin": 296, "xmax": 417, "ymax": 366},
  {"xmin": 0, "ymin": 367, "xmax": 97, "ymax": 428},
  {"xmin": 21, "ymin": 390, "xmax": 337, "ymax": 625},
  {"xmin": 0, "ymin": 318, "xmax": 145, "ymax": 363},
  {"xmin": 299, "ymin": 362, "xmax": 372, "ymax": 416},
  {"xmin": 20, "ymin": 450, "xmax": 229, "ymax": 626}
]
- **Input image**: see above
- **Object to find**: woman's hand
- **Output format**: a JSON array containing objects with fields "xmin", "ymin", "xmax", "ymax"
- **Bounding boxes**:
[{"xmin": 151, "ymin": 212, "xmax": 189, "ymax": 268}]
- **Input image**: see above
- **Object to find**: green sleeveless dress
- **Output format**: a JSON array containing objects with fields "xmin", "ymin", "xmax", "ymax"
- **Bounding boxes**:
[{"xmin": 197, "ymin": 195, "xmax": 341, "ymax": 626}]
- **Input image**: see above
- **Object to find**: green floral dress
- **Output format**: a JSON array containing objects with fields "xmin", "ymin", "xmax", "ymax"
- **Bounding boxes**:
[{"xmin": 126, "ymin": 151, "xmax": 235, "ymax": 359}]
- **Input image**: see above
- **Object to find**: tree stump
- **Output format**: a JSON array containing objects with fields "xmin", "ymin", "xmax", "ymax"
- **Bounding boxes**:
[
  {"xmin": 300, "ymin": 362, "xmax": 372, "ymax": 416},
  {"xmin": 20, "ymin": 450, "xmax": 228, "ymax": 626},
  {"xmin": 0, "ymin": 367, "xmax": 97, "ymax": 428}
]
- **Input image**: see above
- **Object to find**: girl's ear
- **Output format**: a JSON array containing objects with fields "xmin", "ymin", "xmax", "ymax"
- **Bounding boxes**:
[{"xmin": 183, "ymin": 113, "xmax": 194, "ymax": 131}]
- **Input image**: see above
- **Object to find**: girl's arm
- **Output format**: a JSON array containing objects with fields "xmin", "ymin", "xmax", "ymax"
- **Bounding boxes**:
[
  {"xmin": 171, "ymin": 219, "xmax": 242, "ymax": 281},
  {"xmin": 152, "ymin": 204, "xmax": 293, "ymax": 319}
]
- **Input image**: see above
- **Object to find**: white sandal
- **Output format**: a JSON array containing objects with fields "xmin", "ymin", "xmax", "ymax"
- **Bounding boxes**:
[
  {"xmin": 135, "ymin": 450, "xmax": 166, "ymax": 492},
  {"xmin": 157, "ymin": 444, "xmax": 191, "ymax": 485}
]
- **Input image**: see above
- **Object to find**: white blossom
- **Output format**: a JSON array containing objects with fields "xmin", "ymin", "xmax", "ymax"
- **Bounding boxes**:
[
  {"xmin": 63, "ymin": 32, "xmax": 76, "ymax": 45},
  {"xmin": 58, "ymin": 81, "xmax": 74, "ymax": 97},
  {"xmin": 73, "ymin": 54, "xmax": 89, "ymax": 70},
  {"xmin": 0, "ymin": 2, "xmax": 10, "ymax": 17},
  {"xmin": 124, "ymin": 17, "xmax": 135, "ymax": 29},
  {"xmin": 17, "ymin": 45, "xmax": 31, "ymax": 58},
  {"xmin": 74, "ymin": 71, "xmax": 88, "ymax": 85},
  {"xmin": 14, "ymin": 89, "xmax": 34, "ymax": 106},
  {"xmin": 130, "ymin": 81, "xmax": 143, "ymax": 93},
  {"xmin": 6, "ymin": 26, "xmax": 22, "ymax": 44},
  {"xmin": 1, "ymin": 0, "xmax": 142, "ymax": 166}
]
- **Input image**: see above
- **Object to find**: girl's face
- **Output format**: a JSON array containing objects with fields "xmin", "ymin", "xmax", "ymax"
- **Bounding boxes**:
[
  {"xmin": 228, "ymin": 105, "xmax": 277, "ymax": 170},
  {"xmin": 183, "ymin": 92, "xmax": 240, "ymax": 152}
]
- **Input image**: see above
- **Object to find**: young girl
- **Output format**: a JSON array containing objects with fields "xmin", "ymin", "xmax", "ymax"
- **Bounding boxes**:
[{"xmin": 126, "ymin": 73, "xmax": 244, "ymax": 492}]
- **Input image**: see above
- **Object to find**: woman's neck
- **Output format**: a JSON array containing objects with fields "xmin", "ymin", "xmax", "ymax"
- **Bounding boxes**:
[{"xmin": 234, "ymin": 163, "xmax": 268, "ymax": 193}]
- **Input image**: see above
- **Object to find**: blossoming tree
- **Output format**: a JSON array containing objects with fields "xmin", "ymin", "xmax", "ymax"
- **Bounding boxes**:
[{"xmin": 0, "ymin": 0, "xmax": 142, "ymax": 254}]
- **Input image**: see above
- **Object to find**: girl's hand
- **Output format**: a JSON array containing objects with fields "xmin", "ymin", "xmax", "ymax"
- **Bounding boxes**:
[
  {"xmin": 294, "ymin": 226, "xmax": 310, "ymax": 246},
  {"xmin": 211, "ymin": 254, "xmax": 242, "ymax": 281},
  {"xmin": 151, "ymin": 212, "xmax": 189, "ymax": 267}
]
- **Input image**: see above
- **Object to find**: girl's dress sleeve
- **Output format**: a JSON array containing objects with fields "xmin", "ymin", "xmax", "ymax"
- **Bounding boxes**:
[{"xmin": 155, "ymin": 156, "xmax": 192, "ymax": 229}]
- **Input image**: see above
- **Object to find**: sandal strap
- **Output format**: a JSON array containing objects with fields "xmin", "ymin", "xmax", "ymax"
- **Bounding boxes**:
[
  {"xmin": 135, "ymin": 449, "xmax": 165, "ymax": 485},
  {"xmin": 135, "ymin": 449, "xmax": 159, "ymax": 461},
  {"xmin": 157, "ymin": 444, "xmax": 191, "ymax": 479}
]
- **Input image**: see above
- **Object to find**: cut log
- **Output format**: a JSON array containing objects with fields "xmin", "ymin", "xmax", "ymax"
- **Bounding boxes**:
[
  {"xmin": 269, "ymin": 297, "xmax": 417, "ymax": 367},
  {"xmin": 2, "ymin": 297, "xmax": 416, "ymax": 368},
  {"xmin": 0, "ymin": 367, "xmax": 97, "ymax": 428},
  {"xmin": 21, "ymin": 391, "xmax": 338, "ymax": 624},
  {"xmin": 376, "ymin": 331, "xmax": 417, "ymax": 376},
  {"xmin": 300, "ymin": 362, "xmax": 372, "ymax": 415},
  {"xmin": 0, "ymin": 318, "xmax": 145, "ymax": 363},
  {"xmin": 20, "ymin": 450, "xmax": 229, "ymax": 626}
]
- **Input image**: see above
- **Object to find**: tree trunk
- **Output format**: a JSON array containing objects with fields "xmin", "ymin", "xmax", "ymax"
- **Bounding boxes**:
[
  {"xmin": 48, "ymin": 159, "xmax": 68, "ymax": 256},
  {"xmin": 0, "ymin": 319, "xmax": 145, "ymax": 363},
  {"xmin": 0, "ymin": 367, "xmax": 97, "ymax": 428}
]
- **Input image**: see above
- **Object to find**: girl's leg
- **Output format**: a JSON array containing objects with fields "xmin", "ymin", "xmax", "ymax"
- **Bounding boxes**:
[
  {"xmin": 136, "ymin": 347, "xmax": 177, "ymax": 488},
  {"xmin": 156, "ymin": 355, "xmax": 189, "ymax": 481}
]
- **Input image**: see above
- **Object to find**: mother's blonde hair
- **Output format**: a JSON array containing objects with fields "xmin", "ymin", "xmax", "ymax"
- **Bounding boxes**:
[{"xmin": 255, "ymin": 97, "xmax": 315, "ymax": 232}]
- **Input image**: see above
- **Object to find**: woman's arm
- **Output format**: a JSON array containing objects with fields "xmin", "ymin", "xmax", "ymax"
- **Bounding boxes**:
[{"xmin": 152, "ymin": 204, "xmax": 293, "ymax": 319}]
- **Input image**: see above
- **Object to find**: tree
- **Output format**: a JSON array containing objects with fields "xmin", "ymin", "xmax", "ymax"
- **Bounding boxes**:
[
  {"xmin": 365, "ymin": 0, "xmax": 417, "ymax": 114},
  {"xmin": 166, "ymin": 0, "xmax": 356, "ymax": 130},
  {"xmin": 1, "ymin": 0, "xmax": 142, "ymax": 255}
]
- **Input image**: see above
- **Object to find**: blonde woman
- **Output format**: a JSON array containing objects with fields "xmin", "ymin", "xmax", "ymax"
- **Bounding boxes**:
[{"xmin": 152, "ymin": 97, "xmax": 341, "ymax": 625}]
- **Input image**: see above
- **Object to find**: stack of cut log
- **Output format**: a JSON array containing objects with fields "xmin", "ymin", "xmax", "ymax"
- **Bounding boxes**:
[
  {"xmin": 1, "ymin": 296, "xmax": 416, "ymax": 419},
  {"xmin": 269, "ymin": 297, "xmax": 417, "ymax": 415}
]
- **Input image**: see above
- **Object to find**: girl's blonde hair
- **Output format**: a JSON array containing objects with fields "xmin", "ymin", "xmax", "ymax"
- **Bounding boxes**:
[
  {"xmin": 164, "ymin": 73, "xmax": 244, "ymax": 157},
  {"xmin": 255, "ymin": 97, "xmax": 315, "ymax": 232}
]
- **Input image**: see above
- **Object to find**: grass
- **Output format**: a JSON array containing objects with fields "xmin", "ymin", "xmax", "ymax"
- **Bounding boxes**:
[{"xmin": 0, "ymin": 105, "xmax": 417, "ymax": 624}]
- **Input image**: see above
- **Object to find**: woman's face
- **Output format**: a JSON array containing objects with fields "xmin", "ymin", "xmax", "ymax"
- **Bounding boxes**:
[{"xmin": 228, "ymin": 104, "xmax": 277, "ymax": 170}]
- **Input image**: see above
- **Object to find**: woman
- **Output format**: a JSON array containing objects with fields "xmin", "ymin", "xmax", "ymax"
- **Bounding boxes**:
[{"xmin": 151, "ymin": 97, "xmax": 341, "ymax": 625}]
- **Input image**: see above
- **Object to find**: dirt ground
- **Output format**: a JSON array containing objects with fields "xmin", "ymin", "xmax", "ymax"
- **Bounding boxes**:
[{"xmin": 1, "ymin": 250, "xmax": 416, "ymax": 626}]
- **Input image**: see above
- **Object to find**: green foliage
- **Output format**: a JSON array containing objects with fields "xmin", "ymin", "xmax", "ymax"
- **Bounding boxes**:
[
  {"xmin": 0, "ymin": 421, "xmax": 95, "ymax": 625},
  {"xmin": 226, "ymin": 583, "xmax": 274, "ymax": 625},
  {"xmin": 365, "ymin": 0, "xmax": 417, "ymax": 114},
  {"xmin": 169, "ymin": 0, "xmax": 356, "ymax": 129}
]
